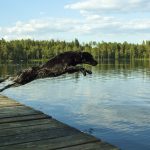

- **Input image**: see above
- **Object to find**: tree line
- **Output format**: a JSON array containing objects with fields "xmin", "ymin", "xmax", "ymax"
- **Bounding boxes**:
[{"xmin": 0, "ymin": 38, "xmax": 150, "ymax": 62}]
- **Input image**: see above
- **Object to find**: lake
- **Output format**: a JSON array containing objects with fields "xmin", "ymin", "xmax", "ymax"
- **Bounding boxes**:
[{"xmin": 0, "ymin": 61, "xmax": 150, "ymax": 150}]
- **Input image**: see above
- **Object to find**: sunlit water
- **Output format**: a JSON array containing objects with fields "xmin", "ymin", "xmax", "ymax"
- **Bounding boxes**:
[{"xmin": 0, "ymin": 61, "xmax": 150, "ymax": 150}]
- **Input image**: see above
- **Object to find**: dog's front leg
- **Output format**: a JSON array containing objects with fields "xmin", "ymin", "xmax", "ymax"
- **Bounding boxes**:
[{"xmin": 66, "ymin": 66, "xmax": 92, "ymax": 76}]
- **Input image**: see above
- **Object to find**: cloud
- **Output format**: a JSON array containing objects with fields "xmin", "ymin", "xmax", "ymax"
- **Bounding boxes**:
[
  {"xmin": 0, "ymin": 18, "xmax": 81, "ymax": 40},
  {"xmin": 1, "ymin": 15, "xmax": 150, "ymax": 42},
  {"xmin": 64, "ymin": 0, "xmax": 150, "ymax": 42},
  {"xmin": 121, "ymin": 19, "xmax": 150, "ymax": 31},
  {"xmin": 65, "ymin": 0, "xmax": 150, "ymax": 13},
  {"xmin": 65, "ymin": 0, "xmax": 120, "ymax": 11}
]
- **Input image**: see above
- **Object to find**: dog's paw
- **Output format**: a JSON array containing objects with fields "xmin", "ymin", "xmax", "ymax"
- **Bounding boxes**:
[
  {"xmin": 86, "ymin": 70, "xmax": 92, "ymax": 74},
  {"xmin": 80, "ymin": 68, "xmax": 86, "ymax": 76},
  {"xmin": 80, "ymin": 68, "xmax": 92, "ymax": 76},
  {"xmin": 82, "ymin": 70, "xmax": 86, "ymax": 76}
]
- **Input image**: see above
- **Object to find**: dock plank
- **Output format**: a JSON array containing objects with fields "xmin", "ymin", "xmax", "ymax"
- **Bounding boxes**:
[
  {"xmin": 0, "ymin": 114, "xmax": 50, "ymax": 124},
  {"xmin": 0, "ymin": 96, "xmax": 20, "ymax": 103},
  {"xmin": 0, "ymin": 106, "xmax": 42, "ymax": 118},
  {"xmin": 0, "ymin": 127, "xmax": 79, "ymax": 147},
  {"xmin": 59, "ymin": 141, "xmax": 118, "ymax": 150},
  {"xmin": 0, "ymin": 121, "xmax": 67, "ymax": 137},
  {"xmin": 0, "ymin": 133, "xmax": 99, "ymax": 150},
  {"xmin": 0, "ymin": 100, "xmax": 22, "ymax": 107},
  {"xmin": 0, "ymin": 95, "xmax": 119, "ymax": 150},
  {"xmin": 0, "ymin": 118, "xmax": 61, "ymax": 129}
]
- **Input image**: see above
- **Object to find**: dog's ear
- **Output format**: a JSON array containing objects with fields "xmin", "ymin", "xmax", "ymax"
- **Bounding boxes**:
[
  {"xmin": 80, "ymin": 51, "xmax": 90, "ymax": 57},
  {"xmin": 81, "ymin": 52, "xmax": 92, "ymax": 59}
]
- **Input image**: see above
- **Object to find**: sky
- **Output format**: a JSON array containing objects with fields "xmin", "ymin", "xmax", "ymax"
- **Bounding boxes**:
[{"xmin": 0, "ymin": 0, "xmax": 150, "ymax": 43}]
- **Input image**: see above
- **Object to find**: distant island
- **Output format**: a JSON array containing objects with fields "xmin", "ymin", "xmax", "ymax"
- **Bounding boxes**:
[{"xmin": 0, "ymin": 38, "xmax": 150, "ymax": 62}]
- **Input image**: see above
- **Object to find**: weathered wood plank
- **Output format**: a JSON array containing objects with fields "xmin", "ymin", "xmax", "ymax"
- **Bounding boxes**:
[
  {"xmin": 0, "ymin": 127, "xmax": 79, "ymax": 147},
  {"xmin": 0, "ymin": 95, "xmax": 10, "ymax": 100},
  {"xmin": 0, "ymin": 101, "xmax": 21, "ymax": 105},
  {"xmin": 0, "ymin": 133, "xmax": 99, "ymax": 150},
  {"xmin": 0, "ymin": 118, "xmax": 58, "ymax": 129},
  {"xmin": 59, "ymin": 141, "xmax": 119, "ymax": 150},
  {"xmin": 0, "ymin": 96, "xmax": 24, "ymax": 107},
  {"xmin": 0, "ymin": 102, "xmax": 20, "ymax": 105},
  {"xmin": 0, "ymin": 105, "xmax": 34, "ymax": 113},
  {"xmin": 0, "ymin": 103, "xmax": 22, "ymax": 107},
  {"xmin": 0, "ymin": 114, "xmax": 50, "ymax": 124},
  {"xmin": 0, "ymin": 98, "xmax": 18, "ymax": 103},
  {"xmin": 0, "ymin": 119, "xmax": 67, "ymax": 137},
  {"xmin": 0, "ymin": 96, "xmax": 19, "ymax": 103},
  {"xmin": 0, "ymin": 96, "xmax": 23, "ymax": 107},
  {"xmin": 0, "ymin": 106, "xmax": 42, "ymax": 119}
]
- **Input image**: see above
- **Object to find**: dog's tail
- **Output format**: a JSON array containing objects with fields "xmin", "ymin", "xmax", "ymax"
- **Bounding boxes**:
[
  {"xmin": 0, "ymin": 76, "xmax": 10, "ymax": 83},
  {"xmin": 0, "ymin": 83, "xmax": 15, "ymax": 92},
  {"xmin": 0, "ymin": 83, "xmax": 21, "ymax": 92}
]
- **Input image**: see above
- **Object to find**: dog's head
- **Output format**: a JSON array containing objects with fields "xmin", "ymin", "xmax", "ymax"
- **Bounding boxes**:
[{"xmin": 81, "ymin": 52, "xmax": 97, "ymax": 66}]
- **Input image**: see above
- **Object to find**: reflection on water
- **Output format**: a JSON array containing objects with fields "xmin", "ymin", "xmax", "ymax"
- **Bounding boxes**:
[{"xmin": 1, "ymin": 61, "xmax": 150, "ymax": 150}]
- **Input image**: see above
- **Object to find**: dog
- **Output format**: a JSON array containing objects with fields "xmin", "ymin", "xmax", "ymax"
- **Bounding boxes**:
[{"xmin": 0, "ymin": 51, "xmax": 97, "ymax": 92}]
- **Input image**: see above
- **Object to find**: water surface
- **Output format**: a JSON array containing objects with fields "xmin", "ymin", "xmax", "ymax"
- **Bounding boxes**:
[{"xmin": 1, "ymin": 61, "xmax": 150, "ymax": 150}]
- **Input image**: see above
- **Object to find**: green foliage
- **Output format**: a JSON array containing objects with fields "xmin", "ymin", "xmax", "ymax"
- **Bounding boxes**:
[{"xmin": 0, "ymin": 38, "xmax": 150, "ymax": 62}]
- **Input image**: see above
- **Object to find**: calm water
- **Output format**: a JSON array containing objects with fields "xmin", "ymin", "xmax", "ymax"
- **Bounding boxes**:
[{"xmin": 0, "ymin": 61, "xmax": 150, "ymax": 150}]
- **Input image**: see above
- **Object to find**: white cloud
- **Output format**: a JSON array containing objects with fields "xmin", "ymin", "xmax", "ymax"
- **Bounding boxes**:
[
  {"xmin": 0, "ymin": 18, "xmax": 81, "ymax": 40},
  {"xmin": 1, "ymin": 14, "xmax": 150, "ymax": 42},
  {"xmin": 64, "ymin": 0, "xmax": 150, "ymax": 42},
  {"xmin": 65, "ymin": 0, "xmax": 150, "ymax": 13},
  {"xmin": 65, "ymin": 0, "xmax": 119, "ymax": 11},
  {"xmin": 121, "ymin": 19, "xmax": 150, "ymax": 31}
]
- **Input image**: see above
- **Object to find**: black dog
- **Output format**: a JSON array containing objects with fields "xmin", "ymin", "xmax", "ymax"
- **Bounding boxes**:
[{"xmin": 0, "ymin": 51, "xmax": 97, "ymax": 91}]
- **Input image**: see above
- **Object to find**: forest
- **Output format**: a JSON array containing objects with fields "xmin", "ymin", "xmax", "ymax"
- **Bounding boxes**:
[{"xmin": 0, "ymin": 38, "xmax": 150, "ymax": 62}]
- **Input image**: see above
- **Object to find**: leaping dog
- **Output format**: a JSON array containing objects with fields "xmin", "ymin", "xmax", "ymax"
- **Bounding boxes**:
[{"xmin": 0, "ymin": 51, "xmax": 97, "ymax": 92}]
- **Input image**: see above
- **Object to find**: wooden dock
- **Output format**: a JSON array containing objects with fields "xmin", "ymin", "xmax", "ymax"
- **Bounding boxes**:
[{"xmin": 0, "ymin": 95, "xmax": 119, "ymax": 150}]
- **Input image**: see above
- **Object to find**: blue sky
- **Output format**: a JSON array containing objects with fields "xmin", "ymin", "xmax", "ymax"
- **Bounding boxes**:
[{"xmin": 0, "ymin": 0, "xmax": 150, "ymax": 43}]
